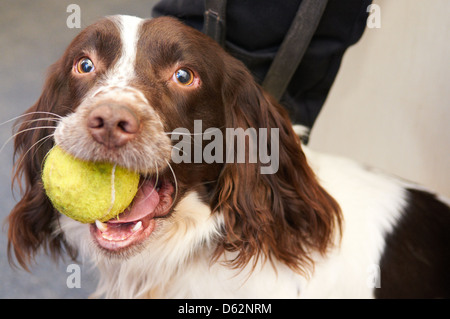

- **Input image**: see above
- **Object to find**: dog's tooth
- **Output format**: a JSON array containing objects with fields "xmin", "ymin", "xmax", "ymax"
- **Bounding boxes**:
[
  {"xmin": 95, "ymin": 220, "xmax": 108, "ymax": 232},
  {"xmin": 132, "ymin": 221, "xmax": 142, "ymax": 232},
  {"xmin": 101, "ymin": 233, "xmax": 114, "ymax": 241}
]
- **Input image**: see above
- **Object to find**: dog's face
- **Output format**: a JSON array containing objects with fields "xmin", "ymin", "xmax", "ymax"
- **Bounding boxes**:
[
  {"xmin": 50, "ymin": 16, "xmax": 230, "ymax": 254},
  {"xmin": 55, "ymin": 16, "xmax": 226, "ymax": 169},
  {"xmin": 9, "ymin": 16, "xmax": 340, "ymax": 276}
]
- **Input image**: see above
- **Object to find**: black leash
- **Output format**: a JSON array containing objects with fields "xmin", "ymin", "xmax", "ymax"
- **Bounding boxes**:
[
  {"xmin": 203, "ymin": 0, "xmax": 227, "ymax": 47},
  {"xmin": 203, "ymin": 0, "xmax": 328, "ymax": 102},
  {"xmin": 262, "ymin": 0, "xmax": 328, "ymax": 101}
]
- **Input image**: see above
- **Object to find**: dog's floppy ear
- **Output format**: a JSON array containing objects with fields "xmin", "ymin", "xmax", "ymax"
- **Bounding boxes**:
[
  {"xmin": 7, "ymin": 60, "xmax": 76, "ymax": 270},
  {"xmin": 213, "ymin": 58, "xmax": 342, "ymax": 274}
]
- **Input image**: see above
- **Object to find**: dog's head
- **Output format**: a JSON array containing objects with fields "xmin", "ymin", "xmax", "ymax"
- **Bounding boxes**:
[{"xmin": 8, "ymin": 16, "xmax": 340, "ymax": 276}]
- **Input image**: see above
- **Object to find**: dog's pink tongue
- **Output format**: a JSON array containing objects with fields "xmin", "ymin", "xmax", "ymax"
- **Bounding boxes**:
[{"xmin": 108, "ymin": 181, "xmax": 160, "ymax": 223}]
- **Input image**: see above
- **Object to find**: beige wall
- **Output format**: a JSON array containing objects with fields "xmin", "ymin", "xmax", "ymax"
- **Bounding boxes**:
[{"xmin": 309, "ymin": 0, "xmax": 450, "ymax": 197}]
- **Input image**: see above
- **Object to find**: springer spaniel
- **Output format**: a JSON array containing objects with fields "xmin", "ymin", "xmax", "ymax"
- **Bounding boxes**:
[{"xmin": 8, "ymin": 15, "xmax": 450, "ymax": 298}]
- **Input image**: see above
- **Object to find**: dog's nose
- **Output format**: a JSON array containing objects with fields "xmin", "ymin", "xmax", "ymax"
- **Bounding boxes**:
[{"xmin": 87, "ymin": 103, "xmax": 140, "ymax": 148}]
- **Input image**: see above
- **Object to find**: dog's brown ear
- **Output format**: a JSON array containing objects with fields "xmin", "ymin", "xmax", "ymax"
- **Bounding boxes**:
[
  {"xmin": 7, "ymin": 61, "xmax": 76, "ymax": 270},
  {"xmin": 213, "ymin": 58, "xmax": 342, "ymax": 274}
]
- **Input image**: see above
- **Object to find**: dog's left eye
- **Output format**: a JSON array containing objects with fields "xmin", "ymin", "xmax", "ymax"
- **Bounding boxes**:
[
  {"xmin": 75, "ymin": 57, "xmax": 95, "ymax": 74},
  {"xmin": 174, "ymin": 68, "xmax": 194, "ymax": 86}
]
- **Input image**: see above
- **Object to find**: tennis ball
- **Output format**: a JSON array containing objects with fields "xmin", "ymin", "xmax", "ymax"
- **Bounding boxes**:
[{"xmin": 42, "ymin": 146, "xmax": 139, "ymax": 224}]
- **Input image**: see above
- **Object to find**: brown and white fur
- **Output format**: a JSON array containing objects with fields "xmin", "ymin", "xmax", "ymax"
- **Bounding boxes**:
[{"xmin": 8, "ymin": 15, "xmax": 450, "ymax": 298}]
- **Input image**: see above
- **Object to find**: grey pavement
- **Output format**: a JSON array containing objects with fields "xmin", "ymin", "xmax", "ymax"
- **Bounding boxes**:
[{"xmin": 0, "ymin": 0, "xmax": 158, "ymax": 299}]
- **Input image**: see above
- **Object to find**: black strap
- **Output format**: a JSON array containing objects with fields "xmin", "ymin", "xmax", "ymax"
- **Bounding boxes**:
[
  {"xmin": 203, "ymin": 0, "xmax": 227, "ymax": 47},
  {"xmin": 262, "ymin": 0, "xmax": 328, "ymax": 101},
  {"xmin": 203, "ymin": 0, "xmax": 328, "ymax": 101}
]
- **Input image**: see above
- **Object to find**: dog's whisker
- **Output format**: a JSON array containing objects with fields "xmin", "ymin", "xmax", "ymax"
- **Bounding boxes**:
[
  {"xmin": 0, "ymin": 111, "xmax": 62, "ymax": 127},
  {"xmin": 170, "ymin": 145, "xmax": 189, "ymax": 157},
  {"xmin": 134, "ymin": 161, "xmax": 160, "ymax": 205},
  {"xmin": 1, "ymin": 126, "xmax": 56, "ymax": 154},
  {"xmin": 164, "ymin": 126, "xmax": 224, "ymax": 134},
  {"xmin": 154, "ymin": 161, "xmax": 159, "ymax": 189},
  {"xmin": 11, "ymin": 126, "xmax": 57, "ymax": 136},
  {"xmin": 164, "ymin": 127, "xmax": 224, "ymax": 141},
  {"xmin": 165, "ymin": 160, "xmax": 178, "ymax": 212},
  {"xmin": 165, "ymin": 131, "xmax": 217, "ymax": 136},
  {"xmin": 15, "ymin": 133, "xmax": 54, "ymax": 175},
  {"xmin": 12, "ymin": 118, "xmax": 60, "ymax": 130}
]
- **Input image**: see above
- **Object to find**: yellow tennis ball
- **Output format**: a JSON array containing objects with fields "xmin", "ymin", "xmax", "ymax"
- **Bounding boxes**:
[{"xmin": 42, "ymin": 146, "xmax": 139, "ymax": 224}]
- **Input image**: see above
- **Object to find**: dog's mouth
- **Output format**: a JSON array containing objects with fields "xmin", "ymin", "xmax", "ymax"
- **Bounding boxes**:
[{"xmin": 90, "ymin": 175, "xmax": 174, "ymax": 252}]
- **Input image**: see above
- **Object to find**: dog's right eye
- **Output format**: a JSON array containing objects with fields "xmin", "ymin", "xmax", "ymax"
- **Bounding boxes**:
[
  {"xmin": 174, "ymin": 68, "xmax": 194, "ymax": 86},
  {"xmin": 75, "ymin": 57, "xmax": 95, "ymax": 74}
]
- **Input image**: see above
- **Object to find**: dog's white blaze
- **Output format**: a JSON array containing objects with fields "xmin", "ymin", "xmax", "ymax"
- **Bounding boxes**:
[{"xmin": 104, "ymin": 15, "xmax": 143, "ymax": 88}]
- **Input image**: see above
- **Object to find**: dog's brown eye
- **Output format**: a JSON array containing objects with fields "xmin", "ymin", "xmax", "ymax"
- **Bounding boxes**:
[
  {"xmin": 76, "ymin": 57, "xmax": 95, "ymax": 74},
  {"xmin": 174, "ymin": 68, "xmax": 194, "ymax": 86}
]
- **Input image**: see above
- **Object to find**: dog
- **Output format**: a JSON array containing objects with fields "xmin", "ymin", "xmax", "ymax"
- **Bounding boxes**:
[{"xmin": 8, "ymin": 15, "xmax": 450, "ymax": 298}]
